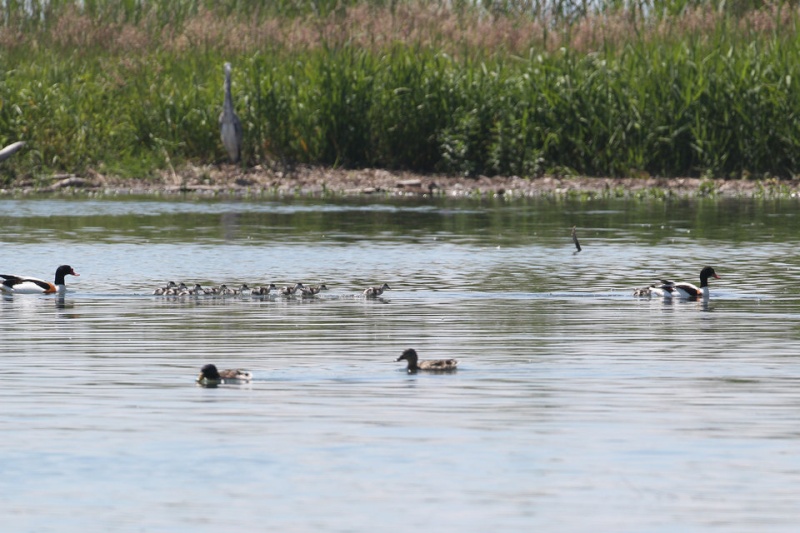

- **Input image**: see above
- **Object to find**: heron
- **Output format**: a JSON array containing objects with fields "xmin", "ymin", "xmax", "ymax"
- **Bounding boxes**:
[{"xmin": 219, "ymin": 62, "xmax": 243, "ymax": 164}]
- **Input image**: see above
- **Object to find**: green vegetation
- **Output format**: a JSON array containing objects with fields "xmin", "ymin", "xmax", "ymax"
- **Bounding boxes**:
[{"xmin": 1, "ymin": 0, "xmax": 799, "ymax": 182}]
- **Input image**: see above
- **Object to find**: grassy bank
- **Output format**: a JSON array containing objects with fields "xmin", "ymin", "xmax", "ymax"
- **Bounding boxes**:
[{"xmin": 1, "ymin": 0, "xmax": 799, "ymax": 183}]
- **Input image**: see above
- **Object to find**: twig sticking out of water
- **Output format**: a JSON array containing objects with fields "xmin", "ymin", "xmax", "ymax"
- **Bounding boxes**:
[{"xmin": 572, "ymin": 226, "xmax": 582, "ymax": 253}]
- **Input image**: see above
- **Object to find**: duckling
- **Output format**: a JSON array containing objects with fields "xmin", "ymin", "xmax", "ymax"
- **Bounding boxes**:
[
  {"xmin": 212, "ymin": 284, "xmax": 235, "ymax": 296},
  {"xmin": 395, "ymin": 348, "xmax": 457, "ymax": 372},
  {"xmin": 300, "ymin": 283, "xmax": 329, "ymax": 297},
  {"xmin": 280, "ymin": 283, "xmax": 305, "ymax": 296},
  {"xmin": 187, "ymin": 283, "xmax": 205, "ymax": 296},
  {"xmin": 153, "ymin": 281, "xmax": 178, "ymax": 295},
  {"xmin": 196, "ymin": 364, "xmax": 252, "ymax": 386},
  {"xmin": 165, "ymin": 282, "xmax": 188, "ymax": 296},
  {"xmin": 364, "ymin": 283, "xmax": 391, "ymax": 298},
  {"xmin": 633, "ymin": 282, "xmax": 675, "ymax": 298},
  {"xmin": 232, "ymin": 283, "xmax": 250, "ymax": 295},
  {"xmin": 251, "ymin": 283, "xmax": 278, "ymax": 296},
  {"xmin": 207, "ymin": 284, "xmax": 222, "ymax": 295}
]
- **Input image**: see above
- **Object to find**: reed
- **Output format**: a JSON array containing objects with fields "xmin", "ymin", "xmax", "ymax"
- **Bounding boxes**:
[{"xmin": 1, "ymin": 0, "xmax": 799, "ymax": 182}]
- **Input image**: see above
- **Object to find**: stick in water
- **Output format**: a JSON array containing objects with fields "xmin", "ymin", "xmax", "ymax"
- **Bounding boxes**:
[{"xmin": 572, "ymin": 226, "xmax": 582, "ymax": 252}]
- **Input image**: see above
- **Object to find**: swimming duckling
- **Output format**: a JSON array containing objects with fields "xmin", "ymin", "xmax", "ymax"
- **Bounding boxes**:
[
  {"xmin": 165, "ymin": 282, "xmax": 188, "ymax": 296},
  {"xmin": 212, "ymin": 284, "xmax": 235, "ymax": 296},
  {"xmin": 207, "ymin": 284, "xmax": 222, "ymax": 295},
  {"xmin": 396, "ymin": 348, "xmax": 457, "ymax": 373},
  {"xmin": 153, "ymin": 281, "xmax": 178, "ymax": 295},
  {"xmin": 364, "ymin": 283, "xmax": 391, "ymax": 298},
  {"xmin": 280, "ymin": 283, "xmax": 305, "ymax": 296},
  {"xmin": 232, "ymin": 283, "xmax": 250, "ymax": 295},
  {"xmin": 186, "ymin": 283, "xmax": 205, "ymax": 296},
  {"xmin": 196, "ymin": 364, "xmax": 253, "ymax": 386},
  {"xmin": 300, "ymin": 284, "xmax": 328, "ymax": 297},
  {"xmin": 633, "ymin": 282, "xmax": 675, "ymax": 298},
  {"xmin": 251, "ymin": 283, "xmax": 278, "ymax": 296}
]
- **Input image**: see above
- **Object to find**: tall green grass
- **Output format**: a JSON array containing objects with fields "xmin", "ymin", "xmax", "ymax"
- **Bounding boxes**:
[{"xmin": 0, "ymin": 1, "xmax": 799, "ymax": 181}]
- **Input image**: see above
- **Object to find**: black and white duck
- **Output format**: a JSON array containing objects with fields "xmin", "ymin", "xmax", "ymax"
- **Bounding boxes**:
[{"xmin": 1, "ymin": 265, "xmax": 80, "ymax": 295}]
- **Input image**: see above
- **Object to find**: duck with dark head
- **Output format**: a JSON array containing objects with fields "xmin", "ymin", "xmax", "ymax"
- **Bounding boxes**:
[
  {"xmin": 396, "ymin": 349, "xmax": 458, "ymax": 373},
  {"xmin": 0, "ymin": 265, "xmax": 79, "ymax": 295}
]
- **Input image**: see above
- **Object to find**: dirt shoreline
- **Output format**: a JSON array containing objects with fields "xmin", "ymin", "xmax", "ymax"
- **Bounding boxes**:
[{"xmin": 2, "ymin": 165, "xmax": 798, "ymax": 198}]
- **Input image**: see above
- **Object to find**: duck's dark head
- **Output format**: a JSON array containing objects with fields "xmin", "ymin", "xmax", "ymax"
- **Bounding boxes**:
[
  {"xmin": 54, "ymin": 265, "xmax": 79, "ymax": 284},
  {"xmin": 396, "ymin": 348, "xmax": 418, "ymax": 363},
  {"xmin": 700, "ymin": 266, "xmax": 719, "ymax": 281},
  {"xmin": 199, "ymin": 364, "xmax": 221, "ymax": 381}
]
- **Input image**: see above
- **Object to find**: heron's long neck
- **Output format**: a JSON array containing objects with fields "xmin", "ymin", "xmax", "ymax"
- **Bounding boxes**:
[{"xmin": 223, "ymin": 73, "xmax": 234, "ymax": 115}]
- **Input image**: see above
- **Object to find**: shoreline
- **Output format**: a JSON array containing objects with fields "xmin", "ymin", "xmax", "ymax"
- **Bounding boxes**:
[{"xmin": 2, "ymin": 165, "xmax": 799, "ymax": 198}]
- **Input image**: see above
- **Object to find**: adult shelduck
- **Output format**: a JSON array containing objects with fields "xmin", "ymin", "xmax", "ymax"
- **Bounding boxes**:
[
  {"xmin": 0, "ymin": 265, "xmax": 79, "ymax": 294},
  {"xmin": 672, "ymin": 266, "xmax": 720, "ymax": 298}
]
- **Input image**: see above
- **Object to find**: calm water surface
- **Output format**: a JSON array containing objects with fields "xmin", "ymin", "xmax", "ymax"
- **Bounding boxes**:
[{"xmin": 2, "ymin": 195, "xmax": 800, "ymax": 532}]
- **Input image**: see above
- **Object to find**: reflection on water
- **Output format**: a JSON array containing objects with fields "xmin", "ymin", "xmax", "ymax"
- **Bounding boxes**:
[{"xmin": 2, "ymin": 196, "xmax": 800, "ymax": 532}]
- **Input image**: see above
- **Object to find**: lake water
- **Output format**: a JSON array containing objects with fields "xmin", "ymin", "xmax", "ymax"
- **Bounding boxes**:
[{"xmin": 2, "ymin": 194, "xmax": 800, "ymax": 532}]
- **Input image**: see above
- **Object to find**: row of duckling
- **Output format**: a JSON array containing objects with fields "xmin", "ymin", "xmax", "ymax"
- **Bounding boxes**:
[
  {"xmin": 197, "ymin": 348, "xmax": 457, "ymax": 386},
  {"xmin": 153, "ymin": 281, "xmax": 391, "ymax": 298}
]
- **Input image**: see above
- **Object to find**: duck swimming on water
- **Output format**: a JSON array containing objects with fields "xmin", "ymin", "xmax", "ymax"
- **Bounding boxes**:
[
  {"xmin": 300, "ymin": 284, "xmax": 328, "ymax": 297},
  {"xmin": 196, "ymin": 364, "xmax": 252, "ymax": 386},
  {"xmin": 251, "ymin": 283, "xmax": 278, "ymax": 296},
  {"xmin": 364, "ymin": 283, "xmax": 391, "ymax": 298},
  {"xmin": 672, "ymin": 266, "xmax": 720, "ymax": 299},
  {"xmin": 1, "ymin": 265, "xmax": 79, "ymax": 294},
  {"xmin": 396, "ymin": 348, "xmax": 458, "ymax": 373},
  {"xmin": 280, "ymin": 283, "xmax": 305, "ymax": 296},
  {"xmin": 633, "ymin": 282, "xmax": 675, "ymax": 298}
]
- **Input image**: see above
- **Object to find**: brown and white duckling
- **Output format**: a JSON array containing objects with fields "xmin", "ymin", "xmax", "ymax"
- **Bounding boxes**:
[
  {"xmin": 212, "ymin": 284, "xmax": 236, "ymax": 296},
  {"xmin": 633, "ymin": 281, "xmax": 675, "ymax": 298},
  {"xmin": 364, "ymin": 283, "xmax": 391, "ymax": 298},
  {"xmin": 1, "ymin": 265, "xmax": 80, "ymax": 295},
  {"xmin": 672, "ymin": 266, "xmax": 720, "ymax": 298},
  {"xmin": 153, "ymin": 281, "xmax": 178, "ymax": 295},
  {"xmin": 196, "ymin": 364, "xmax": 252, "ymax": 386},
  {"xmin": 186, "ymin": 283, "xmax": 206, "ymax": 296},
  {"xmin": 251, "ymin": 283, "xmax": 278, "ymax": 296},
  {"xmin": 232, "ymin": 284, "xmax": 250, "ymax": 295},
  {"xmin": 280, "ymin": 283, "xmax": 305, "ymax": 296},
  {"xmin": 300, "ymin": 284, "xmax": 328, "ymax": 297},
  {"xmin": 396, "ymin": 348, "xmax": 458, "ymax": 372},
  {"xmin": 166, "ymin": 282, "xmax": 189, "ymax": 295}
]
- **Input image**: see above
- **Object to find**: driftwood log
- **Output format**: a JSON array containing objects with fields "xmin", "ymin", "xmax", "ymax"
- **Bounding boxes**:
[{"xmin": 0, "ymin": 141, "xmax": 25, "ymax": 162}]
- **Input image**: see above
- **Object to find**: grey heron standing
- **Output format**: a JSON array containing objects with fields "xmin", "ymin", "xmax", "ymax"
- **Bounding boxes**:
[{"xmin": 219, "ymin": 62, "xmax": 243, "ymax": 164}]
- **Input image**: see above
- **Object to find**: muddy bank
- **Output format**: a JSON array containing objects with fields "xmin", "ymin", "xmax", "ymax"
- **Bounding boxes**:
[{"xmin": 2, "ymin": 165, "xmax": 798, "ymax": 198}]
